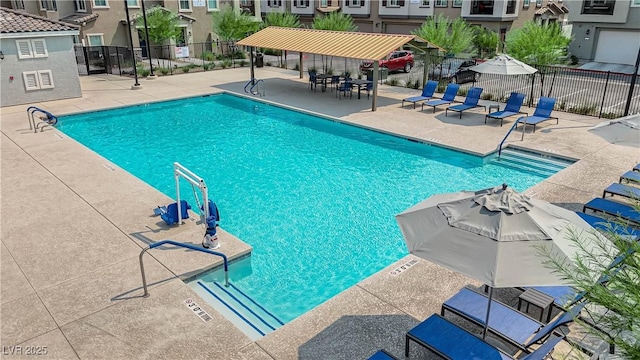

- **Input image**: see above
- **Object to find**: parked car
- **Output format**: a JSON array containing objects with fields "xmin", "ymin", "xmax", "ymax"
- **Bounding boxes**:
[
  {"xmin": 360, "ymin": 50, "xmax": 414, "ymax": 74},
  {"xmin": 428, "ymin": 59, "xmax": 478, "ymax": 84}
]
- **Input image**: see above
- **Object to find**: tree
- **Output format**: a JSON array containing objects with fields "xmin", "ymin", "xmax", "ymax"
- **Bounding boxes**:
[
  {"xmin": 505, "ymin": 21, "xmax": 571, "ymax": 66},
  {"xmin": 411, "ymin": 14, "xmax": 475, "ymax": 56},
  {"xmin": 538, "ymin": 216, "xmax": 640, "ymax": 359},
  {"xmin": 311, "ymin": 11, "xmax": 357, "ymax": 73},
  {"xmin": 262, "ymin": 12, "xmax": 301, "ymax": 66},
  {"xmin": 473, "ymin": 26, "xmax": 498, "ymax": 59},
  {"xmin": 136, "ymin": 7, "xmax": 181, "ymax": 45},
  {"xmin": 211, "ymin": 4, "xmax": 260, "ymax": 54}
]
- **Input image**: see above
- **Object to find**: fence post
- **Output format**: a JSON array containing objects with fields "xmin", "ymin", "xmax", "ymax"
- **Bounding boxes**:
[
  {"xmin": 598, "ymin": 71, "xmax": 611, "ymax": 118},
  {"xmin": 115, "ymin": 47, "xmax": 122, "ymax": 76},
  {"xmin": 529, "ymin": 73, "xmax": 536, "ymax": 107},
  {"xmin": 83, "ymin": 46, "xmax": 90, "ymax": 75}
]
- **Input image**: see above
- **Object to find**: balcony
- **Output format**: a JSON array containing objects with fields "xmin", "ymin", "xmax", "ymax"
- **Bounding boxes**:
[
  {"xmin": 462, "ymin": 0, "xmax": 518, "ymax": 21},
  {"xmin": 581, "ymin": 0, "xmax": 615, "ymax": 15}
]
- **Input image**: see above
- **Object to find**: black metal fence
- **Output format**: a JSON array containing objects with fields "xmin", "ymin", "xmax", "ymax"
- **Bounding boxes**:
[{"xmin": 393, "ymin": 55, "xmax": 640, "ymax": 119}]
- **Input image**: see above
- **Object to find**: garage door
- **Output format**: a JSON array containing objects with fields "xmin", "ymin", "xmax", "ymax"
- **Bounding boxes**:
[{"xmin": 594, "ymin": 30, "xmax": 640, "ymax": 65}]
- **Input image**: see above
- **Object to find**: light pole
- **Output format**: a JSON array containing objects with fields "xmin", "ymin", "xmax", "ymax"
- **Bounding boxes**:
[
  {"xmin": 140, "ymin": 0, "xmax": 154, "ymax": 76},
  {"xmin": 124, "ymin": 0, "xmax": 141, "ymax": 89}
]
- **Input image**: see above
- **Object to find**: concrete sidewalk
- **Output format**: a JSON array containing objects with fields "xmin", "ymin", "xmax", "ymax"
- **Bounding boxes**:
[{"xmin": 1, "ymin": 67, "xmax": 636, "ymax": 359}]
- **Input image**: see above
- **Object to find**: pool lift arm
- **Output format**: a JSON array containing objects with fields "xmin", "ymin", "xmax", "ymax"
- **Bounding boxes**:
[{"xmin": 173, "ymin": 162, "xmax": 209, "ymax": 225}]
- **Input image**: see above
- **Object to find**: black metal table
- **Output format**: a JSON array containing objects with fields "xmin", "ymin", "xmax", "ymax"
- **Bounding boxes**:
[{"xmin": 518, "ymin": 288, "xmax": 554, "ymax": 322}]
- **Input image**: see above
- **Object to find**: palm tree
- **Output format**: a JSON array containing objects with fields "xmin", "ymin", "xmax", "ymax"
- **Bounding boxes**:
[
  {"xmin": 411, "ymin": 13, "xmax": 475, "ymax": 56},
  {"xmin": 311, "ymin": 11, "xmax": 357, "ymax": 73},
  {"xmin": 262, "ymin": 12, "xmax": 301, "ymax": 67}
]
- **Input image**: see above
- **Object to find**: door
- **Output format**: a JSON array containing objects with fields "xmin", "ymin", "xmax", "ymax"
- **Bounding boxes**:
[{"xmin": 594, "ymin": 30, "xmax": 640, "ymax": 66}]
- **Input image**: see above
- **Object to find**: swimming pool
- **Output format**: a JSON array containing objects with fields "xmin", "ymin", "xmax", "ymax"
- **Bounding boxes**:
[{"xmin": 57, "ymin": 93, "xmax": 570, "ymax": 335}]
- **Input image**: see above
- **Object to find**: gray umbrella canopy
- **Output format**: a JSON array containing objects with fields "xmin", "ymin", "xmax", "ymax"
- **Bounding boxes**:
[
  {"xmin": 396, "ymin": 184, "xmax": 607, "ymax": 288},
  {"xmin": 469, "ymin": 54, "xmax": 538, "ymax": 75},
  {"xmin": 589, "ymin": 113, "xmax": 640, "ymax": 147}
]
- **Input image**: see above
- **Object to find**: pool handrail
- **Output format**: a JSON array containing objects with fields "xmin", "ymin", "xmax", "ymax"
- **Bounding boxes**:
[
  {"xmin": 139, "ymin": 240, "xmax": 229, "ymax": 297},
  {"xmin": 497, "ymin": 116, "xmax": 525, "ymax": 157},
  {"xmin": 26, "ymin": 106, "xmax": 58, "ymax": 133},
  {"xmin": 250, "ymin": 79, "xmax": 264, "ymax": 97}
]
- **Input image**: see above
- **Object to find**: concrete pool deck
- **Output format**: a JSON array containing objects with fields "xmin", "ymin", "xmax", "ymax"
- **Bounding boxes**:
[{"xmin": 1, "ymin": 67, "xmax": 638, "ymax": 359}]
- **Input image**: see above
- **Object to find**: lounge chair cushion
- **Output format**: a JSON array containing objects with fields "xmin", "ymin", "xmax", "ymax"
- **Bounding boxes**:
[
  {"xmin": 488, "ymin": 110, "xmax": 520, "ymax": 119},
  {"xmin": 577, "ymin": 211, "xmax": 640, "ymax": 239},
  {"xmin": 523, "ymin": 115, "xmax": 551, "ymax": 126},
  {"xmin": 406, "ymin": 314, "xmax": 512, "ymax": 359},
  {"xmin": 367, "ymin": 349, "xmax": 399, "ymax": 360},
  {"xmin": 620, "ymin": 171, "xmax": 640, "ymax": 184},
  {"xmin": 604, "ymin": 182, "xmax": 640, "ymax": 200},
  {"xmin": 403, "ymin": 81, "xmax": 438, "ymax": 108},
  {"xmin": 583, "ymin": 197, "xmax": 640, "ymax": 224}
]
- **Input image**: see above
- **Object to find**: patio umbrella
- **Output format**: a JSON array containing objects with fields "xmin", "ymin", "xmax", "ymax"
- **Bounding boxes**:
[
  {"xmin": 395, "ymin": 184, "xmax": 609, "ymax": 339},
  {"xmin": 469, "ymin": 54, "xmax": 538, "ymax": 75},
  {"xmin": 588, "ymin": 113, "xmax": 640, "ymax": 147}
]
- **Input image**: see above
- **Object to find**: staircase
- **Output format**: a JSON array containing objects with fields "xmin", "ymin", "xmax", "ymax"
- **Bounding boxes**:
[
  {"xmin": 491, "ymin": 148, "xmax": 572, "ymax": 178},
  {"xmin": 189, "ymin": 280, "xmax": 284, "ymax": 340}
]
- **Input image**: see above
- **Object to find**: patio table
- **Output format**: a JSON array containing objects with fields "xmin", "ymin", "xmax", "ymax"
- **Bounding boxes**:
[
  {"xmin": 350, "ymin": 79, "xmax": 372, "ymax": 99},
  {"xmin": 316, "ymin": 74, "xmax": 332, "ymax": 92}
]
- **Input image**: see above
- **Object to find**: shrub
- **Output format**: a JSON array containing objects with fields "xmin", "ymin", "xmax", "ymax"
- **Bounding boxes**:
[
  {"xmin": 567, "ymin": 103, "xmax": 598, "ymax": 116},
  {"xmin": 293, "ymin": 62, "xmax": 300, "ymax": 71},
  {"xmin": 221, "ymin": 60, "xmax": 232, "ymax": 69},
  {"xmin": 203, "ymin": 63, "xmax": 211, "ymax": 71},
  {"xmin": 457, "ymin": 87, "xmax": 468, "ymax": 96},
  {"xmin": 234, "ymin": 51, "xmax": 246, "ymax": 59},
  {"xmin": 570, "ymin": 54, "xmax": 579, "ymax": 66},
  {"xmin": 159, "ymin": 67, "xmax": 169, "ymax": 75},
  {"xmin": 386, "ymin": 78, "xmax": 400, "ymax": 86},
  {"xmin": 182, "ymin": 66, "xmax": 191, "ymax": 73},
  {"xmin": 202, "ymin": 51, "xmax": 216, "ymax": 61},
  {"xmin": 600, "ymin": 112, "xmax": 620, "ymax": 119}
]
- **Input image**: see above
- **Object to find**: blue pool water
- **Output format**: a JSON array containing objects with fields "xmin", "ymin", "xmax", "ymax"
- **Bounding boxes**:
[{"xmin": 58, "ymin": 94, "xmax": 562, "ymax": 324}]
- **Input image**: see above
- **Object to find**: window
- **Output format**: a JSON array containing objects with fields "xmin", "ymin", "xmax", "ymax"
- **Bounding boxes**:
[
  {"xmin": 178, "ymin": 0, "xmax": 191, "ymax": 11},
  {"xmin": 435, "ymin": 0, "xmax": 447, "ymax": 7},
  {"xmin": 348, "ymin": 0, "xmax": 362, "ymax": 7},
  {"xmin": 452, "ymin": 0, "xmax": 462, "ymax": 7},
  {"xmin": 470, "ymin": 0, "xmax": 494, "ymax": 14},
  {"xmin": 207, "ymin": 0, "xmax": 217, "ymax": 10},
  {"xmin": 16, "ymin": 39, "xmax": 48, "ymax": 59},
  {"xmin": 267, "ymin": 0, "xmax": 282, "ymax": 6},
  {"xmin": 75, "ymin": 0, "xmax": 86, "ymax": 11},
  {"xmin": 536, "ymin": 0, "xmax": 541, "ymax": 7},
  {"xmin": 126, "ymin": 0, "xmax": 139, "ymax": 7},
  {"xmin": 40, "ymin": 0, "xmax": 57, "ymax": 10},
  {"xmin": 23, "ymin": 70, "xmax": 54, "ymax": 91},
  {"xmin": 631, "ymin": 0, "xmax": 640, "ymax": 6},
  {"xmin": 92, "ymin": 0, "xmax": 108, "ymax": 7},
  {"xmin": 11, "ymin": 0, "xmax": 25, "ymax": 10},
  {"xmin": 581, "ymin": 0, "xmax": 615, "ymax": 15},
  {"xmin": 320, "ymin": 0, "xmax": 328, "ymax": 7},
  {"xmin": 293, "ymin": 0, "xmax": 310, "ymax": 7},
  {"xmin": 420, "ymin": 0, "xmax": 430, "ymax": 7},
  {"xmin": 382, "ymin": 0, "xmax": 405, "ymax": 7},
  {"xmin": 506, "ymin": 0, "xmax": 515, "ymax": 13},
  {"xmin": 86, "ymin": 34, "xmax": 104, "ymax": 46},
  {"xmin": 523, "ymin": 0, "xmax": 530, "ymax": 7}
]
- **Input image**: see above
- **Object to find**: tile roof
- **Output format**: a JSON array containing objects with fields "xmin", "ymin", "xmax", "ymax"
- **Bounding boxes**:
[
  {"xmin": 0, "ymin": 7, "xmax": 79, "ymax": 33},
  {"xmin": 60, "ymin": 12, "xmax": 99, "ymax": 26},
  {"xmin": 122, "ymin": 6, "xmax": 196, "ymax": 24}
]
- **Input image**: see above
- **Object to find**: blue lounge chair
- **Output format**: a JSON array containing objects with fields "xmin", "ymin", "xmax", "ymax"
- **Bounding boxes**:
[
  {"xmin": 441, "ymin": 287, "xmax": 585, "ymax": 351},
  {"xmin": 621, "ymin": 171, "xmax": 640, "ymax": 184},
  {"xmin": 634, "ymin": 164, "xmax": 640, "ymax": 172},
  {"xmin": 422, "ymin": 83, "xmax": 460, "ymax": 113},
  {"xmin": 368, "ymin": 349, "xmax": 399, "ymax": 360},
  {"xmin": 583, "ymin": 197, "xmax": 640, "ymax": 225},
  {"xmin": 485, "ymin": 92, "xmax": 528, "ymax": 126},
  {"xmin": 445, "ymin": 87, "xmax": 486, "ymax": 118},
  {"xmin": 603, "ymin": 183, "xmax": 640, "ymax": 200},
  {"xmin": 520, "ymin": 97, "xmax": 558, "ymax": 132},
  {"xmin": 160, "ymin": 200, "xmax": 191, "ymax": 226},
  {"xmin": 402, "ymin": 80, "xmax": 438, "ymax": 109},
  {"xmin": 577, "ymin": 211, "xmax": 640, "ymax": 239},
  {"xmin": 405, "ymin": 313, "xmax": 564, "ymax": 359}
]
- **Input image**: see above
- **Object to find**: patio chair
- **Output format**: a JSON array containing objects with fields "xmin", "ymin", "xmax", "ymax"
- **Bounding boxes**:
[
  {"xmin": 445, "ymin": 87, "xmax": 486, "ymax": 119},
  {"xmin": 603, "ymin": 182, "xmax": 640, "ymax": 200},
  {"xmin": 620, "ymin": 170, "xmax": 640, "ymax": 184},
  {"xmin": 583, "ymin": 197, "xmax": 640, "ymax": 225},
  {"xmin": 634, "ymin": 163, "xmax": 640, "ymax": 172},
  {"xmin": 519, "ymin": 97, "xmax": 558, "ymax": 132},
  {"xmin": 577, "ymin": 211, "xmax": 640, "ymax": 239},
  {"xmin": 368, "ymin": 349, "xmax": 399, "ymax": 360},
  {"xmin": 337, "ymin": 79, "xmax": 353, "ymax": 99},
  {"xmin": 441, "ymin": 287, "xmax": 586, "ymax": 351},
  {"xmin": 485, "ymin": 92, "xmax": 528, "ymax": 126},
  {"xmin": 402, "ymin": 80, "xmax": 438, "ymax": 109},
  {"xmin": 364, "ymin": 74, "xmax": 374, "ymax": 99},
  {"xmin": 405, "ymin": 313, "xmax": 564, "ymax": 359},
  {"xmin": 160, "ymin": 200, "xmax": 191, "ymax": 226},
  {"xmin": 308, "ymin": 70, "xmax": 323, "ymax": 92},
  {"xmin": 421, "ymin": 83, "xmax": 460, "ymax": 113},
  {"xmin": 330, "ymin": 75, "xmax": 341, "ymax": 92}
]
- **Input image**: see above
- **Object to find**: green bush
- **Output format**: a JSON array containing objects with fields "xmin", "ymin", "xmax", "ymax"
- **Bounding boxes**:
[
  {"xmin": 203, "ymin": 63, "xmax": 211, "ymax": 71},
  {"xmin": 386, "ymin": 78, "xmax": 400, "ymax": 86},
  {"xmin": 238, "ymin": 60, "xmax": 247, "ymax": 67},
  {"xmin": 568, "ymin": 103, "xmax": 598, "ymax": 116},
  {"xmin": 457, "ymin": 87, "xmax": 468, "ymax": 96},
  {"xmin": 221, "ymin": 60, "xmax": 232, "ymax": 69},
  {"xmin": 159, "ymin": 67, "xmax": 169, "ymax": 75},
  {"xmin": 202, "ymin": 51, "xmax": 216, "ymax": 61}
]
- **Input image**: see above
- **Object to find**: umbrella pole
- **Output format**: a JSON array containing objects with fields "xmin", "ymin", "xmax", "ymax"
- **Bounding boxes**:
[{"xmin": 483, "ymin": 286, "xmax": 493, "ymax": 340}]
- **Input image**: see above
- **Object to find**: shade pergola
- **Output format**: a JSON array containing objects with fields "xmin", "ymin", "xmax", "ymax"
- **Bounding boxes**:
[{"xmin": 237, "ymin": 27, "xmax": 442, "ymax": 111}]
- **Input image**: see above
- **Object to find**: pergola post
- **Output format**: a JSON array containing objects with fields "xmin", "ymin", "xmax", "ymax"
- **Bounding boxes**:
[
  {"xmin": 299, "ymin": 52, "xmax": 304, "ymax": 79},
  {"xmin": 372, "ymin": 61, "xmax": 379, "ymax": 112}
]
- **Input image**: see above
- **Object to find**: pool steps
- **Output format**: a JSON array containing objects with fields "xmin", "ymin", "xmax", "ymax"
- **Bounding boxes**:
[
  {"xmin": 191, "ymin": 280, "xmax": 283, "ymax": 340},
  {"xmin": 491, "ymin": 148, "xmax": 572, "ymax": 178}
]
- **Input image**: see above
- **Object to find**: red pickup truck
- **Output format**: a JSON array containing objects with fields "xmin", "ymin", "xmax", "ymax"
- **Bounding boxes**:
[{"xmin": 360, "ymin": 50, "xmax": 414, "ymax": 74}]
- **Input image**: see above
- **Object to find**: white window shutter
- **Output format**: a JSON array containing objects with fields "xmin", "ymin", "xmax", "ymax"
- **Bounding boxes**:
[
  {"xmin": 16, "ymin": 40, "xmax": 33, "ymax": 59},
  {"xmin": 23, "ymin": 71, "xmax": 40, "ymax": 91},
  {"xmin": 38, "ymin": 70, "xmax": 54, "ymax": 89},
  {"xmin": 32, "ymin": 39, "xmax": 48, "ymax": 58}
]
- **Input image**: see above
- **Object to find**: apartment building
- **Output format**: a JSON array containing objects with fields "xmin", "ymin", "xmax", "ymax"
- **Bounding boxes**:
[
  {"xmin": 566, "ymin": 0, "xmax": 640, "ymax": 67},
  {"xmin": 0, "ymin": 0, "xmax": 262, "ymax": 47},
  {"xmin": 262, "ymin": 0, "xmax": 569, "ymax": 42}
]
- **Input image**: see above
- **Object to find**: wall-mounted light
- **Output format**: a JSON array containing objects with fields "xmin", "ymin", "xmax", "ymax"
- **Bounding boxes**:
[
  {"xmin": 585, "ymin": 29, "xmax": 590, "ymax": 35},
  {"xmin": 0, "ymin": 51, "xmax": 4, "ymax": 60}
]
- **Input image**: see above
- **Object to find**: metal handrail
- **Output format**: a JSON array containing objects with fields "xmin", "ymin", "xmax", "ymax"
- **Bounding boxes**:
[
  {"xmin": 139, "ymin": 240, "xmax": 229, "ymax": 297},
  {"xmin": 26, "ymin": 106, "xmax": 57, "ymax": 133},
  {"xmin": 497, "ymin": 116, "xmax": 526, "ymax": 157},
  {"xmin": 250, "ymin": 79, "xmax": 264, "ymax": 96},
  {"xmin": 243, "ymin": 79, "xmax": 254, "ymax": 93}
]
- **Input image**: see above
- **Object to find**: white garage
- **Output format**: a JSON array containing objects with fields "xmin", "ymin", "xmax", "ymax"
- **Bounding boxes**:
[{"xmin": 594, "ymin": 30, "xmax": 640, "ymax": 66}]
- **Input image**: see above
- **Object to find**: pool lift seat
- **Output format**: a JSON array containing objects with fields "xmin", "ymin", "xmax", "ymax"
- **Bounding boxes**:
[{"xmin": 156, "ymin": 162, "xmax": 212, "ymax": 227}]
